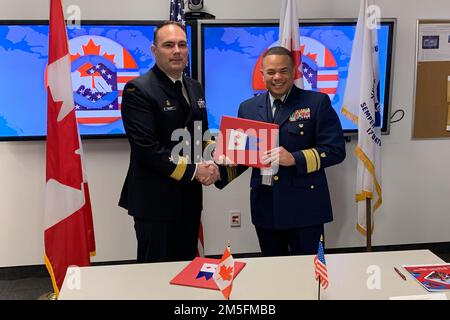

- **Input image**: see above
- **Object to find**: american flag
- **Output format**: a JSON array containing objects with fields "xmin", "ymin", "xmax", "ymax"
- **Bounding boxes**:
[
  {"xmin": 170, "ymin": 0, "xmax": 186, "ymax": 26},
  {"xmin": 314, "ymin": 236, "xmax": 328, "ymax": 289},
  {"xmin": 169, "ymin": 0, "xmax": 190, "ymax": 77}
]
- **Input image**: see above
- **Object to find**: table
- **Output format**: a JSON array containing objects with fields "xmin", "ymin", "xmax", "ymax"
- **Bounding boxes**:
[{"xmin": 59, "ymin": 249, "xmax": 449, "ymax": 300}]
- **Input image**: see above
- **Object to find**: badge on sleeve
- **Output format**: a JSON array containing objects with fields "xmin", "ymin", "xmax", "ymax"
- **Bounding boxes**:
[
  {"xmin": 197, "ymin": 98, "xmax": 206, "ymax": 109},
  {"xmin": 289, "ymin": 108, "xmax": 311, "ymax": 121}
]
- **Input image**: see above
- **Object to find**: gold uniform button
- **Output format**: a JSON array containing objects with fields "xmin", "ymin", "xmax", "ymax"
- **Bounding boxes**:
[
  {"xmin": 300, "ymin": 131, "xmax": 304, "ymax": 135},
  {"xmin": 298, "ymin": 124, "xmax": 304, "ymax": 128},
  {"xmin": 273, "ymin": 175, "xmax": 279, "ymax": 181},
  {"xmin": 310, "ymin": 185, "xmax": 315, "ymax": 189}
]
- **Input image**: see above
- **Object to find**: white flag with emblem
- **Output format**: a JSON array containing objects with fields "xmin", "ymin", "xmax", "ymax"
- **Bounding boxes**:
[{"xmin": 341, "ymin": 0, "xmax": 382, "ymax": 236}]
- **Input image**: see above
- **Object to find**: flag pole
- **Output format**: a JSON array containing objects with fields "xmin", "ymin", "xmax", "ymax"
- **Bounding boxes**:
[
  {"xmin": 227, "ymin": 239, "xmax": 231, "ymax": 300},
  {"xmin": 317, "ymin": 276, "xmax": 321, "ymax": 300},
  {"xmin": 366, "ymin": 198, "xmax": 372, "ymax": 251}
]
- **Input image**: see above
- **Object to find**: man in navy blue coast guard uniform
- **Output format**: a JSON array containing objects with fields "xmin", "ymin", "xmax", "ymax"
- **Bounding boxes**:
[{"xmin": 216, "ymin": 46, "xmax": 346, "ymax": 256}]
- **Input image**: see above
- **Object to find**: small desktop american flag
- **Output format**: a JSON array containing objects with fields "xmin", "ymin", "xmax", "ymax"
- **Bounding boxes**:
[{"xmin": 314, "ymin": 235, "xmax": 329, "ymax": 289}]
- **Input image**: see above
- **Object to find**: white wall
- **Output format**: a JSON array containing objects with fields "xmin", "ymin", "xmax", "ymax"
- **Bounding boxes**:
[{"xmin": 1, "ymin": 0, "xmax": 450, "ymax": 267}]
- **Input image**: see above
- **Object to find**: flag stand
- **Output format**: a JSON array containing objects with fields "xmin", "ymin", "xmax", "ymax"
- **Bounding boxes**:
[
  {"xmin": 366, "ymin": 198, "xmax": 372, "ymax": 252},
  {"xmin": 37, "ymin": 292, "xmax": 57, "ymax": 300}
]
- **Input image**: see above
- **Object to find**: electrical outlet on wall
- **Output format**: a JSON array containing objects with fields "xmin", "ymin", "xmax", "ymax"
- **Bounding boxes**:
[{"xmin": 230, "ymin": 211, "xmax": 241, "ymax": 227}]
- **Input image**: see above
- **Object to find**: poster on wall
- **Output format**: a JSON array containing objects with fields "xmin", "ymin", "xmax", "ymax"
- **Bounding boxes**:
[{"xmin": 418, "ymin": 23, "xmax": 450, "ymax": 62}]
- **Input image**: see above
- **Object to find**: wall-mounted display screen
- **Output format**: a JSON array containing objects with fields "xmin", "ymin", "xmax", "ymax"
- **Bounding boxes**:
[
  {"xmin": 0, "ymin": 21, "xmax": 193, "ymax": 140},
  {"xmin": 200, "ymin": 20, "xmax": 395, "ymax": 134}
]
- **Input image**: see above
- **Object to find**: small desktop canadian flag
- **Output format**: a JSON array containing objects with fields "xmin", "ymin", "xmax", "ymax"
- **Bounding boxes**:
[{"xmin": 213, "ymin": 242, "xmax": 234, "ymax": 300}]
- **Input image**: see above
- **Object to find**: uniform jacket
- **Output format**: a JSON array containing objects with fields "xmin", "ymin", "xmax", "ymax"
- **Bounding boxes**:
[
  {"xmin": 119, "ymin": 65, "xmax": 211, "ymax": 221},
  {"xmin": 216, "ymin": 85, "xmax": 346, "ymax": 229}
]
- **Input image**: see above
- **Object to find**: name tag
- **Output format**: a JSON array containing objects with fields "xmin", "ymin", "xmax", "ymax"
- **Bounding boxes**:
[
  {"xmin": 163, "ymin": 106, "xmax": 176, "ymax": 112},
  {"xmin": 163, "ymin": 99, "xmax": 176, "ymax": 111}
]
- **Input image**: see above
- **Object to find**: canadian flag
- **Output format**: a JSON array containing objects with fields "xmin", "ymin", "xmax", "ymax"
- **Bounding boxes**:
[
  {"xmin": 213, "ymin": 245, "xmax": 234, "ymax": 300},
  {"xmin": 44, "ymin": 0, "xmax": 95, "ymax": 295},
  {"xmin": 279, "ymin": 0, "xmax": 304, "ymax": 89}
]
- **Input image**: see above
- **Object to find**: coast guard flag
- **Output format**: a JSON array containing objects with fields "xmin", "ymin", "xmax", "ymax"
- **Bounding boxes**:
[
  {"xmin": 314, "ymin": 236, "xmax": 328, "ymax": 289},
  {"xmin": 279, "ymin": 0, "xmax": 304, "ymax": 88},
  {"xmin": 45, "ymin": 0, "xmax": 95, "ymax": 295},
  {"xmin": 341, "ymin": 0, "xmax": 382, "ymax": 236},
  {"xmin": 213, "ymin": 245, "xmax": 234, "ymax": 300}
]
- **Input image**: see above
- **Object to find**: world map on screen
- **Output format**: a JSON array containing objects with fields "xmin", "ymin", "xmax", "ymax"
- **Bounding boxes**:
[{"xmin": 203, "ymin": 24, "xmax": 390, "ymax": 132}]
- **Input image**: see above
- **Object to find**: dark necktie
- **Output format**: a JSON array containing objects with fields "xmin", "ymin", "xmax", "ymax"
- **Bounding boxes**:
[
  {"xmin": 273, "ymin": 99, "xmax": 282, "ymax": 122},
  {"xmin": 175, "ymin": 80, "xmax": 189, "ymax": 106}
]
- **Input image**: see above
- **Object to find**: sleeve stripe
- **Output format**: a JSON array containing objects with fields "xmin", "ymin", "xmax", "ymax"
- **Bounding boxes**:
[
  {"xmin": 170, "ymin": 156, "xmax": 188, "ymax": 181},
  {"xmin": 226, "ymin": 166, "xmax": 231, "ymax": 182},
  {"xmin": 302, "ymin": 149, "xmax": 318, "ymax": 173},
  {"xmin": 203, "ymin": 140, "xmax": 215, "ymax": 149},
  {"xmin": 226, "ymin": 166, "xmax": 237, "ymax": 182},
  {"xmin": 311, "ymin": 148, "xmax": 321, "ymax": 171},
  {"xmin": 302, "ymin": 149, "xmax": 315, "ymax": 173},
  {"xmin": 231, "ymin": 167, "xmax": 237, "ymax": 180}
]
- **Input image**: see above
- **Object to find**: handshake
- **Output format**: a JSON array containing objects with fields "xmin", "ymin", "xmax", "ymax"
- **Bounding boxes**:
[
  {"xmin": 194, "ymin": 155, "xmax": 237, "ymax": 186},
  {"xmin": 194, "ymin": 160, "xmax": 220, "ymax": 186}
]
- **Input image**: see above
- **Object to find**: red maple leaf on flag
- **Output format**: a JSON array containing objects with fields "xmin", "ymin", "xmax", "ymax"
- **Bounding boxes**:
[{"xmin": 218, "ymin": 265, "xmax": 234, "ymax": 281}]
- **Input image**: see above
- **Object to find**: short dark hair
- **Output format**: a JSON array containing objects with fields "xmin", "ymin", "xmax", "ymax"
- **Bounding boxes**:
[
  {"xmin": 262, "ymin": 46, "xmax": 294, "ymax": 68},
  {"xmin": 153, "ymin": 21, "xmax": 187, "ymax": 45}
]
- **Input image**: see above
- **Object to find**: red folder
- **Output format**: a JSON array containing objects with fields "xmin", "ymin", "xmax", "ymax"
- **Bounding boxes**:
[
  {"xmin": 170, "ymin": 257, "xmax": 246, "ymax": 290},
  {"xmin": 214, "ymin": 116, "xmax": 279, "ymax": 168}
]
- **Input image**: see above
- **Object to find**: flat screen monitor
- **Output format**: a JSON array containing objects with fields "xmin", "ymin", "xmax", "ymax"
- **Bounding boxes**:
[
  {"xmin": 200, "ymin": 20, "xmax": 395, "ymax": 135},
  {"xmin": 0, "ymin": 20, "xmax": 194, "ymax": 140}
]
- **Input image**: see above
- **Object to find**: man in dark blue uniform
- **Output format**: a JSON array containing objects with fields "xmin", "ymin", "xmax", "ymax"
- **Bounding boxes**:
[
  {"xmin": 216, "ymin": 46, "xmax": 345, "ymax": 256},
  {"xmin": 119, "ymin": 22, "xmax": 218, "ymax": 263}
]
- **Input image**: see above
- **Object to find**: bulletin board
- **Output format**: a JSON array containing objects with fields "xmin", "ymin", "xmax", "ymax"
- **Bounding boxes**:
[{"xmin": 413, "ymin": 20, "xmax": 450, "ymax": 138}]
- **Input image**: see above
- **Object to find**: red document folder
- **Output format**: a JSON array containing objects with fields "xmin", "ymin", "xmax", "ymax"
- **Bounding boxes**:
[
  {"xmin": 170, "ymin": 257, "xmax": 246, "ymax": 290},
  {"xmin": 214, "ymin": 116, "xmax": 279, "ymax": 168}
]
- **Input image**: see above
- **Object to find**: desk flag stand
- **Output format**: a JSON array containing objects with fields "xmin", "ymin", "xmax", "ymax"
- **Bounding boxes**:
[{"xmin": 37, "ymin": 292, "xmax": 57, "ymax": 300}]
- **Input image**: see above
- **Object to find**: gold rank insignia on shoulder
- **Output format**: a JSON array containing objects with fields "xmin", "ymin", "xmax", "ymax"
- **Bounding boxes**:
[
  {"xmin": 196, "ymin": 98, "xmax": 206, "ymax": 109},
  {"xmin": 289, "ymin": 108, "xmax": 311, "ymax": 121},
  {"xmin": 126, "ymin": 87, "xmax": 136, "ymax": 92}
]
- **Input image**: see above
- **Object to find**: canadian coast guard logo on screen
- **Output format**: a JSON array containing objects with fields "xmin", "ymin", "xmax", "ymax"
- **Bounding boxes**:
[
  {"xmin": 69, "ymin": 36, "xmax": 140, "ymax": 126},
  {"xmin": 252, "ymin": 36, "xmax": 339, "ymax": 102}
]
